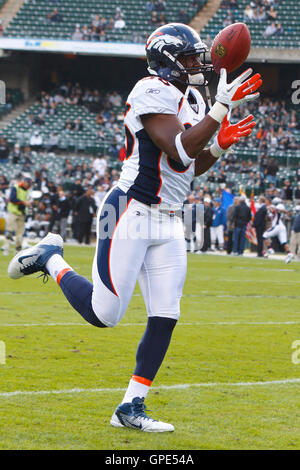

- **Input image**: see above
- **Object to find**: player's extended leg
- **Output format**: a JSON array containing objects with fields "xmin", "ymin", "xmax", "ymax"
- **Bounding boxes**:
[
  {"xmin": 7, "ymin": 188, "xmax": 149, "ymax": 329},
  {"xmin": 111, "ymin": 232, "xmax": 187, "ymax": 432}
]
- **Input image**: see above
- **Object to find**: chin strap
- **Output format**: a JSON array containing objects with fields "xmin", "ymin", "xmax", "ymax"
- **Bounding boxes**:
[
  {"xmin": 205, "ymin": 84, "xmax": 212, "ymax": 110},
  {"xmin": 187, "ymin": 72, "xmax": 205, "ymax": 86}
]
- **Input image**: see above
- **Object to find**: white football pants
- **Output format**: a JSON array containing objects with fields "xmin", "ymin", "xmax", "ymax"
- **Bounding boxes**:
[
  {"xmin": 263, "ymin": 222, "xmax": 287, "ymax": 245},
  {"xmin": 91, "ymin": 188, "xmax": 187, "ymax": 327}
]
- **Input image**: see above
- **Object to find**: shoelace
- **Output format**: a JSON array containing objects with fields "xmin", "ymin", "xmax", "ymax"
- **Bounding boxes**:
[
  {"xmin": 132, "ymin": 400, "xmax": 154, "ymax": 420},
  {"xmin": 37, "ymin": 270, "xmax": 49, "ymax": 284}
]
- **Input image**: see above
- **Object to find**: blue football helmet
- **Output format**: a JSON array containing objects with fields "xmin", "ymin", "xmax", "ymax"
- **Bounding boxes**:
[{"xmin": 146, "ymin": 23, "xmax": 213, "ymax": 87}]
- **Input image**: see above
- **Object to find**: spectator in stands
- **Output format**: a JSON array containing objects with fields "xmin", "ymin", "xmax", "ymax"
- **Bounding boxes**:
[
  {"xmin": 92, "ymin": 15, "xmax": 101, "ymax": 30},
  {"xmin": 114, "ymin": 16, "xmax": 126, "ymax": 30},
  {"xmin": 267, "ymin": 129, "xmax": 279, "ymax": 152},
  {"xmin": 243, "ymin": 4, "xmax": 254, "ymax": 21},
  {"xmin": 257, "ymin": 6, "xmax": 267, "ymax": 21},
  {"xmin": 207, "ymin": 170, "xmax": 215, "ymax": 182},
  {"xmin": 204, "ymin": 33, "xmax": 213, "ymax": 48},
  {"xmin": 115, "ymin": 7, "xmax": 124, "ymax": 19},
  {"xmin": 30, "ymin": 131, "xmax": 43, "ymax": 151},
  {"xmin": 109, "ymin": 91, "xmax": 122, "ymax": 107},
  {"xmin": 72, "ymin": 24, "xmax": 83, "ymax": 41},
  {"xmin": 146, "ymin": 0, "xmax": 156, "ymax": 12},
  {"xmin": 265, "ymin": 158, "xmax": 279, "ymax": 186},
  {"xmin": 220, "ymin": 0, "xmax": 232, "ymax": 8},
  {"xmin": 47, "ymin": 8, "xmax": 63, "ymax": 23},
  {"xmin": 92, "ymin": 154, "xmax": 107, "ymax": 177},
  {"xmin": 191, "ymin": 0, "xmax": 204, "ymax": 7},
  {"xmin": 274, "ymin": 22, "xmax": 284, "ymax": 36},
  {"xmin": 47, "ymin": 131, "xmax": 59, "ymax": 151},
  {"xmin": 64, "ymin": 119, "xmax": 73, "ymax": 131},
  {"xmin": 90, "ymin": 26, "xmax": 100, "ymax": 41},
  {"xmin": 81, "ymin": 25, "xmax": 90, "ymax": 41},
  {"xmin": 23, "ymin": 146, "xmax": 32, "ymax": 166},
  {"xmin": 155, "ymin": 0, "xmax": 166, "ymax": 12},
  {"xmin": 72, "ymin": 118, "xmax": 84, "ymax": 132},
  {"xmin": 267, "ymin": 5, "xmax": 277, "ymax": 20},
  {"xmin": 223, "ymin": 10, "xmax": 236, "ymax": 27},
  {"xmin": 0, "ymin": 137, "xmax": 9, "ymax": 163},
  {"xmin": 178, "ymin": 8, "xmax": 189, "ymax": 24},
  {"xmin": 11, "ymin": 143, "xmax": 22, "ymax": 164},
  {"xmin": 233, "ymin": 195, "xmax": 252, "ymax": 256},
  {"xmin": 133, "ymin": 32, "xmax": 147, "ymax": 44},
  {"xmin": 157, "ymin": 13, "xmax": 167, "ymax": 26},
  {"xmin": 149, "ymin": 11, "xmax": 160, "ymax": 25},
  {"xmin": 228, "ymin": 0, "xmax": 239, "ymax": 9},
  {"xmin": 99, "ymin": 29, "xmax": 107, "ymax": 41},
  {"xmin": 217, "ymin": 169, "xmax": 227, "ymax": 183},
  {"xmin": 263, "ymin": 21, "xmax": 277, "ymax": 37}
]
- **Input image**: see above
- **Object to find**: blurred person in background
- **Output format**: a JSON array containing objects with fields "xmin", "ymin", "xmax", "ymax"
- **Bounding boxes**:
[
  {"xmin": 201, "ymin": 196, "xmax": 214, "ymax": 253},
  {"xmin": 253, "ymin": 195, "xmax": 268, "ymax": 257},
  {"xmin": 211, "ymin": 198, "xmax": 226, "ymax": 251},
  {"xmin": 232, "ymin": 195, "xmax": 251, "ymax": 256},
  {"xmin": 290, "ymin": 206, "xmax": 300, "ymax": 261},
  {"xmin": 2, "ymin": 177, "xmax": 32, "ymax": 255},
  {"xmin": 74, "ymin": 187, "xmax": 97, "ymax": 245},
  {"xmin": 226, "ymin": 196, "xmax": 240, "ymax": 255}
]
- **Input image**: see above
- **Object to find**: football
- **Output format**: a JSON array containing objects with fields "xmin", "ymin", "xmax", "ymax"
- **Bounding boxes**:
[{"xmin": 210, "ymin": 22, "xmax": 251, "ymax": 74}]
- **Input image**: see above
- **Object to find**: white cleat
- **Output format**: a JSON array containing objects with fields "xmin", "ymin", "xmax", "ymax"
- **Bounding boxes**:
[
  {"xmin": 8, "ymin": 233, "xmax": 63, "ymax": 279},
  {"xmin": 285, "ymin": 253, "xmax": 293, "ymax": 264},
  {"xmin": 110, "ymin": 397, "xmax": 174, "ymax": 432}
]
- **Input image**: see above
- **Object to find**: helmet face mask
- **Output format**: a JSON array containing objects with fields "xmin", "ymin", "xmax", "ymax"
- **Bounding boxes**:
[{"xmin": 146, "ymin": 23, "xmax": 213, "ymax": 87}]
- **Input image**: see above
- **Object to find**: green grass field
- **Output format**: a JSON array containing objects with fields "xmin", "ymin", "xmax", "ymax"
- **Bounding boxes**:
[{"xmin": 1, "ymin": 246, "xmax": 300, "ymax": 450}]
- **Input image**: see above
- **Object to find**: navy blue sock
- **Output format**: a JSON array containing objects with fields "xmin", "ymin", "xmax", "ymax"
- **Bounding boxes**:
[
  {"xmin": 134, "ymin": 316, "xmax": 177, "ymax": 381},
  {"xmin": 59, "ymin": 271, "xmax": 107, "ymax": 328}
]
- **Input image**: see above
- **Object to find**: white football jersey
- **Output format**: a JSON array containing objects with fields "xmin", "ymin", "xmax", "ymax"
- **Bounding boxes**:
[{"xmin": 117, "ymin": 76, "xmax": 206, "ymax": 208}]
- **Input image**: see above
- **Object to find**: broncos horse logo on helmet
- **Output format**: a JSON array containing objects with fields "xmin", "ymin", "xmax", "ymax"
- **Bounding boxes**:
[{"xmin": 146, "ymin": 23, "xmax": 213, "ymax": 87}]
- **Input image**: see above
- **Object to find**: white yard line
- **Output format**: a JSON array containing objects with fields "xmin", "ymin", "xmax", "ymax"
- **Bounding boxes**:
[
  {"xmin": 1, "ymin": 378, "xmax": 300, "ymax": 398},
  {"xmin": 1, "ymin": 321, "xmax": 300, "ymax": 327}
]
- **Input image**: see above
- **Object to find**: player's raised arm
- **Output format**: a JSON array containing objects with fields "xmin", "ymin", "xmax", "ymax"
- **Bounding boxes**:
[
  {"xmin": 143, "ymin": 23, "xmax": 262, "ymax": 169},
  {"xmin": 141, "ymin": 67, "xmax": 261, "ymax": 168}
]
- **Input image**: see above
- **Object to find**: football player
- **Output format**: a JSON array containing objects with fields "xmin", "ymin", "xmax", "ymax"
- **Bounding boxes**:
[
  {"xmin": 263, "ymin": 204, "xmax": 293, "ymax": 263},
  {"xmin": 8, "ymin": 23, "xmax": 262, "ymax": 432}
]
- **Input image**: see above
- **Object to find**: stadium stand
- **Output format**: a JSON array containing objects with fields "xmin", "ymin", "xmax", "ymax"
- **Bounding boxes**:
[
  {"xmin": 201, "ymin": 0, "xmax": 300, "ymax": 49},
  {"xmin": 0, "ymin": 84, "xmax": 124, "ymax": 157},
  {"xmin": 0, "ymin": 88, "xmax": 24, "ymax": 118},
  {"xmin": 3, "ymin": 0, "xmax": 207, "ymax": 42}
]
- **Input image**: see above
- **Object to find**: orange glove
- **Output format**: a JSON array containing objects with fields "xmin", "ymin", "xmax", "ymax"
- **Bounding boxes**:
[{"xmin": 210, "ymin": 114, "xmax": 256, "ymax": 158}]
